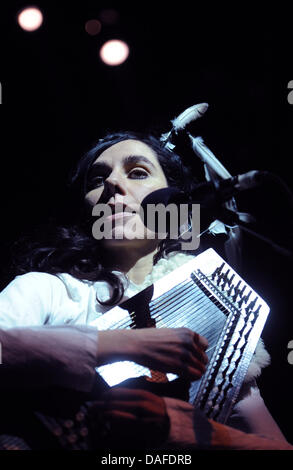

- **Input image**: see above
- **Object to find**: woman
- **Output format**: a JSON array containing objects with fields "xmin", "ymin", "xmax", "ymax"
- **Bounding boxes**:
[{"xmin": 0, "ymin": 132, "xmax": 291, "ymax": 450}]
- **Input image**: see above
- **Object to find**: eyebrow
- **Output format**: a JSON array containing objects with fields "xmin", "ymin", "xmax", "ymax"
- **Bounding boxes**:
[
  {"xmin": 123, "ymin": 155, "xmax": 156, "ymax": 169},
  {"xmin": 91, "ymin": 154, "xmax": 157, "ymax": 171}
]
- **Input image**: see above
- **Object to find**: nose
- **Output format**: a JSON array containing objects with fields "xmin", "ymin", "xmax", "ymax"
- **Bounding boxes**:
[{"xmin": 99, "ymin": 170, "xmax": 127, "ymax": 204}]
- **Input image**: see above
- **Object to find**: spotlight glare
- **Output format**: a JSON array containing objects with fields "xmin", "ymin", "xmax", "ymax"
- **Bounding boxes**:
[
  {"xmin": 17, "ymin": 7, "xmax": 43, "ymax": 32},
  {"xmin": 99, "ymin": 40, "xmax": 129, "ymax": 66}
]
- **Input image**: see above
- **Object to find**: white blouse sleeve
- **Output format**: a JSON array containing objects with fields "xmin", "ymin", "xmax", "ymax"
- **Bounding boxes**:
[
  {"xmin": 0, "ymin": 272, "xmax": 67, "ymax": 328},
  {"xmin": 0, "ymin": 325, "xmax": 99, "ymax": 393},
  {"xmin": 0, "ymin": 273, "xmax": 100, "ymax": 392}
]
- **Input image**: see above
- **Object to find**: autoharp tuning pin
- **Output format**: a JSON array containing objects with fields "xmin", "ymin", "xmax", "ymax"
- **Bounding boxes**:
[
  {"xmin": 226, "ymin": 284, "xmax": 234, "ymax": 297},
  {"xmin": 232, "ymin": 280, "xmax": 241, "ymax": 303},
  {"xmin": 221, "ymin": 269, "xmax": 230, "ymax": 289},
  {"xmin": 237, "ymin": 285, "xmax": 247, "ymax": 308},
  {"xmin": 242, "ymin": 290, "xmax": 252, "ymax": 305},
  {"xmin": 225, "ymin": 274, "xmax": 235, "ymax": 297},
  {"xmin": 239, "ymin": 285, "xmax": 246, "ymax": 298},
  {"xmin": 227, "ymin": 273, "xmax": 235, "ymax": 287},
  {"xmin": 217, "ymin": 264, "xmax": 227, "ymax": 287},
  {"xmin": 211, "ymin": 262, "xmax": 225, "ymax": 281},
  {"xmin": 253, "ymin": 304, "xmax": 261, "ymax": 317},
  {"xmin": 246, "ymin": 296, "xmax": 258, "ymax": 313}
]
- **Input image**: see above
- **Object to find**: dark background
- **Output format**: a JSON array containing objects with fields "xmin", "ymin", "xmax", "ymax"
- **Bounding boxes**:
[{"xmin": 0, "ymin": 2, "xmax": 292, "ymax": 443}]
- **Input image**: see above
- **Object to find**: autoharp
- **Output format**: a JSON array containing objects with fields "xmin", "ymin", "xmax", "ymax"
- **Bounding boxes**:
[
  {"xmin": 0, "ymin": 248, "xmax": 269, "ymax": 450},
  {"xmin": 92, "ymin": 248, "xmax": 269, "ymax": 423}
]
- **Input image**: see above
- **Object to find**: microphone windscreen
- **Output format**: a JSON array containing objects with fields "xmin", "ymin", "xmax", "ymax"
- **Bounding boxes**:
[
  {"xmin": 140, "ymin": 188, "xmax": 185, "ymax": 234},
  {"xmin": 141, "ymin": 188, "xmax": 184, "ymax": 211}
]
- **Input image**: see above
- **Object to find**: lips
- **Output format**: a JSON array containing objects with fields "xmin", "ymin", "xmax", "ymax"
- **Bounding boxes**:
[
  {"xmin": 106, "ymin": 212, "xmax": 135, "ymax": 221},
  {"xmin": 106, "ymin": 203, "xmax": 138, "ymax": 221}
]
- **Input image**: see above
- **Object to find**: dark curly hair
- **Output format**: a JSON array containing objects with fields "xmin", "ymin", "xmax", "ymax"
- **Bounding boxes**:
[{"xmin": 10, "ymin": 131, "xmax": 199, "ymax": 305}]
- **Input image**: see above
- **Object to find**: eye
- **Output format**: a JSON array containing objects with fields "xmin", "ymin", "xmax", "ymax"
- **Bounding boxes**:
[
  {"xmin": 128, "ymin": 168, "xmax": 149, "ymax": 179},
  {"xmin": 86, "ymin": 175, "xmax": 105, "ymax": 190},
  {"xmin": 93, "ymin": 175, "xmax": 105, "ymax": 185}
]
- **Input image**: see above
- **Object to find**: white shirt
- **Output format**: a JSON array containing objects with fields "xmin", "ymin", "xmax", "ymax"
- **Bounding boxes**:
[{"xmin": 0, "ymin": 253, "xmax": 195, "ymax": 329}]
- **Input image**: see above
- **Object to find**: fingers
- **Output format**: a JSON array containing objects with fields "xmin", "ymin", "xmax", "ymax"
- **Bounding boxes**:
[
  {"xmin": 178, "ymin": 356, "xmax": 206, "ymax": 381},
  {"xmin": 192, "ymin": 333, "xmax": 209, "ymax": 366},
  {"xmin": 88, "ymin": 388, "xmax": 170, "ymax": 448},
  {"xmin": 129, "ymin": 327, "xmax": 209, "ymax": 381},
  {"xmin": 91, "ymin": 388, "xmax": 166, "ymax": 417},
  {"xmin": 177, "ymin": 330, "xmax": 209, "ymax": 379},
  {"xmin": 181, "ymin": 330, "xmax": 208, "ymax": 380},
  {"xmin": 194, "ymin": 332, "xmax": 209, "ymax": 351},
  {"xmin": 101, "ymin": 388, "xmax": 155, "ymax": 400}
]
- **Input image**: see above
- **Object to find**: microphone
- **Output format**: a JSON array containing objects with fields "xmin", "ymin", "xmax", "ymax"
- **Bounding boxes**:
[
  {"xmin": 139, "ymin": 171, "xmax": 266, "ymax": 237},
  {"xmin": 141, "ymin": 171, "xmax": 267, "ymax": 211},
  {"xmin": 139, "ymin": 170, "xmax": 293, "ymax": 256}
]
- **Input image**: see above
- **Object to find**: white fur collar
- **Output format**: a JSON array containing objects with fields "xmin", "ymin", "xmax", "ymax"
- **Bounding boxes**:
[{"xmin": 127, "ymin": 251, "xmax": 196, "ymax": 292}]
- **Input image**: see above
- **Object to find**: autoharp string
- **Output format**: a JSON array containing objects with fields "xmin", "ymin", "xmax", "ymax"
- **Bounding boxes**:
[{"xmin": 101, "ymin": 275, "xmax": 229, "ymax": 358}]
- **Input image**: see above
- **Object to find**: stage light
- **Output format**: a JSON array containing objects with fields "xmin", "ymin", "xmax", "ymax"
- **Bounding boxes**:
[
  {"xmin": 99, "ymin": 40, "xmax": 129, "ymax": 66},
  {"xmin": 17, "ymin": 6, "xmax": 43, "ymax": 32},
  {"xmin": 85, "ymin": 19, "xmax": 101, "ymax": 36}
]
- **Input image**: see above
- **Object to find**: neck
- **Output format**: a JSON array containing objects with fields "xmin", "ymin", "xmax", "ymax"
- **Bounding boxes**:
[{"xmin": 99, "ymin": 241, "xmax": 159, "ymax": 285}]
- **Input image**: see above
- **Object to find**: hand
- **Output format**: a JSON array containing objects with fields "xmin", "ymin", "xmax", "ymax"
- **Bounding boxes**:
[
  {"xmin": 87, "ymin": 388, "xmax": 170, "ymax": 449},
  {"xmin": 132, "ymin": 327, "xmax": 208, "ymax": 381},
  {"xmin": 97, "ymin": 327, "xmax": 208, "ymax": 381}
]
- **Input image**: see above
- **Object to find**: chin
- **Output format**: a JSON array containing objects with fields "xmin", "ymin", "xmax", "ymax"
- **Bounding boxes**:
[{"xmin": 100, "ymin": 232, "xmax": 159, "ymax": 251}]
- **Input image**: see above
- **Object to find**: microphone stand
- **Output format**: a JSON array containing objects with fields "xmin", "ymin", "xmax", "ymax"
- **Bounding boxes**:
[
  {"xmin": 160, "ymin": 104, "xmax": 293, "ymax": 265},
  {"xmin": 188, "ymin": 134, "xmax": 293, "ymax": 261}
]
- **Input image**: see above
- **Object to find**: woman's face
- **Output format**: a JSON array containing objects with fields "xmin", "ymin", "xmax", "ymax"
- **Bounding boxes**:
[{"xmin": 85, "ymin": 139, "xmax": 168, "ymax": 247}]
